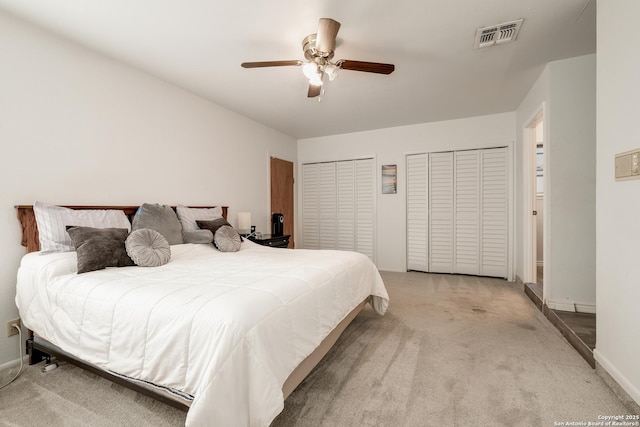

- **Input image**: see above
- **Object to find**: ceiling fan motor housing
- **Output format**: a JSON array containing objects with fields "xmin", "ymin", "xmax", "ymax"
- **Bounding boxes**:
[{"xmin": 303, "ymin": 34, "xmax": 334, "ymax": 62}]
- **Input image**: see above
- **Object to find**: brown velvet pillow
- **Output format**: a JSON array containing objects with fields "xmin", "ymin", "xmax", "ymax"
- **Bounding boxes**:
[
  {"xmin": 67, "ymin": 226, "xmax": 134, "ymax": 274},
  {"xmin": 196, "ymin": 218, "xmax": 232, "ymax": 236}
]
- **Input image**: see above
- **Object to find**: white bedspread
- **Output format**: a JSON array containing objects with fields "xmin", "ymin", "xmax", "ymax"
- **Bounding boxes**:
[{"xmin": 15, "ymin": 241, "xmax": 389, "ymax": 426}]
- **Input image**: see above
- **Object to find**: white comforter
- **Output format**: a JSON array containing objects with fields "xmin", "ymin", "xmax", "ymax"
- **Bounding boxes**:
[{"xmin": 15, "ymin": 240, "xmax": 389, "ymax": 426}]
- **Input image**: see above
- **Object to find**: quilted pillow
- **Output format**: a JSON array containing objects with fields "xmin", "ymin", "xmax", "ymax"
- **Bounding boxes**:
[
  {"xmin": 66, "ymin": 226, "xmax": 134, "ymax": 274},
  {"xmin": 132, "ymin": 203, "xmax": 183, "ymax": 245},
  {"xmin": 125, "ymin": 228, "xmax": 171, "ymax": 267},
  {"xmin": 213, "ymin": 225, "xmax": 242, "ymax": 252},
  {"xmin": 176, "ymin": 205, "xmax": 223, "ymax": 231},
  {"xmin": 34, "ymin": 201, "xmax": 131, "ymax": 253}
]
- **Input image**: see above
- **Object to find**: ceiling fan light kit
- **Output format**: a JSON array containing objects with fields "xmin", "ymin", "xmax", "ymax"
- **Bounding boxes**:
[{"xmin": 241, "ymin": 18, "xmax": 395, "ymax": 98}]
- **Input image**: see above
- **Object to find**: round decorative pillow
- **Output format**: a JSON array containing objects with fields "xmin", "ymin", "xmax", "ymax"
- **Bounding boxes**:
[
  {"xmin": 125, "ymin": 228, "xmax": 171, "ymax": 267},
  {"xmin": 213, "ymin": 225, "xmax": 242, "ymax": 252}
]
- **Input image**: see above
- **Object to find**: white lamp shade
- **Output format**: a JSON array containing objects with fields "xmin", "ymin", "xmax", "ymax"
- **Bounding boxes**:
[{"xmin": 237, "ymin": 212, "xmax": 251, "ymax": 230}]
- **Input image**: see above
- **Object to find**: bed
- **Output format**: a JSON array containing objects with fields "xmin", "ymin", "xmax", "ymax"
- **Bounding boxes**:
[{"xmin": 14, "ymin": 204, "xmax": 389, "ymax": 426}]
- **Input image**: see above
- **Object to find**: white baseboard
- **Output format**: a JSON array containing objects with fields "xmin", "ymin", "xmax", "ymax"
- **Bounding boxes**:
[
  {"xmin": 0, "ymin": 355, "xmax": 28, "ymax": 372},
  {"xmin": 545, "ymin": 300, "xmax": 596, "ymax": 314},
  {"xmin": 574, "ymin": 303, "xmax": 596, "ymax": 314},
  {"xmin": 545, "ymin": 300, "xmax": 576, "ymax": 312},
  {"xmin": 594, "ymin": 349, "xmax": 640, "ymax": 408}
]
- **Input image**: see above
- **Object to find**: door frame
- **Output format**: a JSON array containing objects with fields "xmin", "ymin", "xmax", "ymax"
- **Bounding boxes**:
[{"xmin": 522, "ymin": 104, "xmax": 547, "ymax": 286}]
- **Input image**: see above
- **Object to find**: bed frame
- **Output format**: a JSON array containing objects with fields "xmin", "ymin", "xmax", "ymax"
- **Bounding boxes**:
[{"xmin": 15, "ymin": 204, "xmax": 367, "ymax": 411}]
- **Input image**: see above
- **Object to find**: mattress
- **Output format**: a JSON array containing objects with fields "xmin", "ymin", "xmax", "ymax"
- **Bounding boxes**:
[{"xmin": 15, "ymin": 240, "xmax": 389, "ymax": 426}]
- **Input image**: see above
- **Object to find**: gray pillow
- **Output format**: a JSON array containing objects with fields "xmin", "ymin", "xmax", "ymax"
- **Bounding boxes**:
[
  {"xmin": 213, "ymin": 225, "xmax": 242, "ymax": 252},
  {"xmin": 125, "ymin": 228, "xmax": 171, "ymax": 267},
  {"xmin": 182, "ymin": 229, "xmax": 214, "ymax": 244},
  {"xmin": 66, "ymin": 226, "xmax": 134, "ymax": 274},
  {"xmin": 132, "ymin": 203, "xmax": 183, "ymax": 245}
]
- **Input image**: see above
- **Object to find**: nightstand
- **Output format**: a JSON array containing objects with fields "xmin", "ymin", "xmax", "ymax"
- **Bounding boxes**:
[{"xmin": 248, "ymin": 234, "xmax": 290, "ymax": 248}]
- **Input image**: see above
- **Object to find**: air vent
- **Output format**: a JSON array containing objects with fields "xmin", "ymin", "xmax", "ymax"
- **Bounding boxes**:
[{"xmin": 474, "ymin": 19, "xmax": 524, "ymax": 49}]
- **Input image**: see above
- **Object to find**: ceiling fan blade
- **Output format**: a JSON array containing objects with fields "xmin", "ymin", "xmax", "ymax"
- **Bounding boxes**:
[
  {"xmin": 307, "ymin": 83, "xmax": 322, "ymax": 98},
  {"xmin": 338, "ymin": 60, "xmax": 395, "ymax": 74},
  {"xmin": 316, "ymin": 18, "xmax": 341, "ymax": 55},
  {"xmin": 241, "ymin": 60, "xmax": 302, "ymax": 68}
]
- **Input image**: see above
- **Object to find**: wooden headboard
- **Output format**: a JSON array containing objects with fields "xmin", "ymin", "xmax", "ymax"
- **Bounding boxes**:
[{"xmin": 15, "ymin": 205, "xmax": 228, "ymax": 253}]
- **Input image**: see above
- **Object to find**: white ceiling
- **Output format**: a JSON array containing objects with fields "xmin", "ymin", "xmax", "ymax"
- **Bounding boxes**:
[{"xmin": 0, "ymin": 0, "xmax": 595, "ymax": 139}]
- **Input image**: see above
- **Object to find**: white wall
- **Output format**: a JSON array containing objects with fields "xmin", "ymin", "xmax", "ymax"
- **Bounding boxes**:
[
  {"xmin": 0, "ymin": 11, "xmax": 296, "ymax": 366},
  {"xmin": 595, "ymin": 0, "xmax": 640, "ymax": 406},
  {"xmin": 515, "ymin": 54, "xmax": 596, "ymax": 312},
  {"xmin": 297, "ymin": 112, "xmax": 515, "ymax": 272},
  {"xmin": 547, "ymin": 55, "xmax": 597, "ymax": 312}
]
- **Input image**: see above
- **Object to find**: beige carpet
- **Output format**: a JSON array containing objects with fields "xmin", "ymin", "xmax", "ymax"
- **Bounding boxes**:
[{"xmin": 0, "ymin": 271, "xmax": 633, "ymax": 426}]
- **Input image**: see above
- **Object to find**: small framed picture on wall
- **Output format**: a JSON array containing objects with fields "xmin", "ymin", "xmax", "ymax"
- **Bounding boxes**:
[{"xmin": 382, "ymin": 164, "xmax": 397, "ymax": 194}]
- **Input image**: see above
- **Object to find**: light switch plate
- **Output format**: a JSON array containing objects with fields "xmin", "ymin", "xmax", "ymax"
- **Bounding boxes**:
[{"xmin": 615, "ymin": 149, "xmax": 640, "ymax": 181}]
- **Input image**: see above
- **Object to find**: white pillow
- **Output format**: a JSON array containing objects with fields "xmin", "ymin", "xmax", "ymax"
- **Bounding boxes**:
[
  {"xmin": 33, "ymin": 201, "xmax": 131, "ymax": 253},
  {"xmin": 176, "ymin": 205, "xmax": 223, "ymax": 231}
]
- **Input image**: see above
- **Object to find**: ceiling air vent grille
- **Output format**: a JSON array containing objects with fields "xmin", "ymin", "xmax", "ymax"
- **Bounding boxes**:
[{"xmin": 474, "ymin": 19, "xmax": 524, "ymax": 49}]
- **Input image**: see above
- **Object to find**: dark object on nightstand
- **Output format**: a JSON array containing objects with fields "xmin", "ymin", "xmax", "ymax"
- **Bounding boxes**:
[
  {"xmin": 249, "ymin": 234, "xmax": 290, "ymax": 248},
  {"xmin": 272, "ymin": 213, "xmax": 284, "ymax": 236}
]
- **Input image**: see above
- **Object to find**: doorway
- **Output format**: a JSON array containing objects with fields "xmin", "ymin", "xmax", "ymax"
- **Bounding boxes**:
[
  {"xmin": 534, "ymin": 121, "xmax": 544, "ymax": 292},
  {"xmin": 270, "ymin": 156, "xmax": 295, "ymax": 248},
  {"xmin": 524, "ymin": 111, "xmax": 545, "ymax": 300}
]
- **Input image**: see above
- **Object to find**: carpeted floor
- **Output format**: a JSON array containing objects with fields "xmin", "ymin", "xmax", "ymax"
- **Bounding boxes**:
[{"xmin": 0, "ymin": 271, "xmax": 634, "ymax": 426}]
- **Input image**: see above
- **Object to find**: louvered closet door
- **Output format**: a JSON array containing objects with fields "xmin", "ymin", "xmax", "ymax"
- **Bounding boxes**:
[
  {"xmin": 336, "ymin": 161, "xmax": 356, "ymax": 251},
  {"xmin": 318, "ymin": 162, "xmax": 337, "ymax": 249},
  {"xmin": 480, "ymin": 148, "xmax": 508, "ymax": 277},
  {"xmin": 429, "ymin": 152, "xmax": 454, "ymax": 273},
  {"xmin": 406, "ymin": 154, "xmax": 429, "ymax": 271},
  {"xmin": 302, "ymin": 163, "xmax": 320, "ymax": 249},
  {"xmin": 454, "ymin": 151, "xmax": 480, "ymax": 275},
  {"xmin": 355, "ymin": 158, "xmax": 375, "ymax": 262}
]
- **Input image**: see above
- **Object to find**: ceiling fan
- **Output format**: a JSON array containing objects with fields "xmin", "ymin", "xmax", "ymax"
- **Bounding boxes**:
[{"xmin": 241, "ymin": 18, "xmax": 395, "ymax": 98}]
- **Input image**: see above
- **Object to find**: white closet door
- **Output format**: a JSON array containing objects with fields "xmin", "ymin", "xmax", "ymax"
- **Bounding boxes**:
[
  {"xmin": 429, "ymin": 152, "xmax": 454, "ymax": 273},
  {"xmin": 355, "ymin": 158, "xmax": 375, "ymax": 262},
  {"xmin": 302, "ymin": 163, "xmax": 320, "ymax": 249},
  {"xmin": 318, "ymin": 162, "xmax": 337, "ymax": 249},
  {"xmin": 336, "ymin": 161, "xmax": 356, "ymax": 251},
  {"xmin": 480, "ymin": 148, "xmax": 508, "ymax": 277},
  {"xmin": 406, "ymin": 154, "xmax": 429, "ymax": 271},
  {"xmin": 454, "ymin": 150, "xmax": 480, "ymax": 275}
]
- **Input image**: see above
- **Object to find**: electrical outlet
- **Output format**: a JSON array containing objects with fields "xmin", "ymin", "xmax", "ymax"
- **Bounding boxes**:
[{"xmin": 6, "ymin": 318, "xmax": 20, "ymax": 337}]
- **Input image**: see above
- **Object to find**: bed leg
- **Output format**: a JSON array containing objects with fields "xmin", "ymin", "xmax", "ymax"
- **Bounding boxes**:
[{"xmin": 26, "ymin": 329, "xmax": 45, "ymax": 365}]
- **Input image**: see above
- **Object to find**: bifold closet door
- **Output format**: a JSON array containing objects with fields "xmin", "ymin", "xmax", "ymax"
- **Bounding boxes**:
[
  {"xmin": 454, "ymin": 150, "xmax": 481, "ymax": 275},
  {"xmin": 480, "ymin": 148, "xmax": 508, "ymax": 278},
  {"xmin": 318, "ymin": 162, "xmax": 337, "ymax": 249},
  {"xmin": 355, "ymin": 158, "xmax": 375, "ymax": 262},
  {"xmin": 336, "ymin": 161, "xmax": 356, "ymax": 251},
  {"xmin": 406, "ymin": 147, "xmax": 508, "ymax": 278},
  {"xmin": 428, "ymin": 152, "xmax": 454, "ymax": 273},
  {"xmin": 406, "ymin": 154, "xmax": 429, "ymax": 271},
  {"xmin": 302, "ymin": 158, "xmax": 375, "ymax": 262},
  {"xmin": 302, "ymin": 163, "xmax": 320, "ymax": 249}
]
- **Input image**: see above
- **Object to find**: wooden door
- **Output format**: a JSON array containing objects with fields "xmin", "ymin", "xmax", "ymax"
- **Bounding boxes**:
[{"xmin": 271, "ymin": 157, "xmax": 295, "ymax": 248}]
